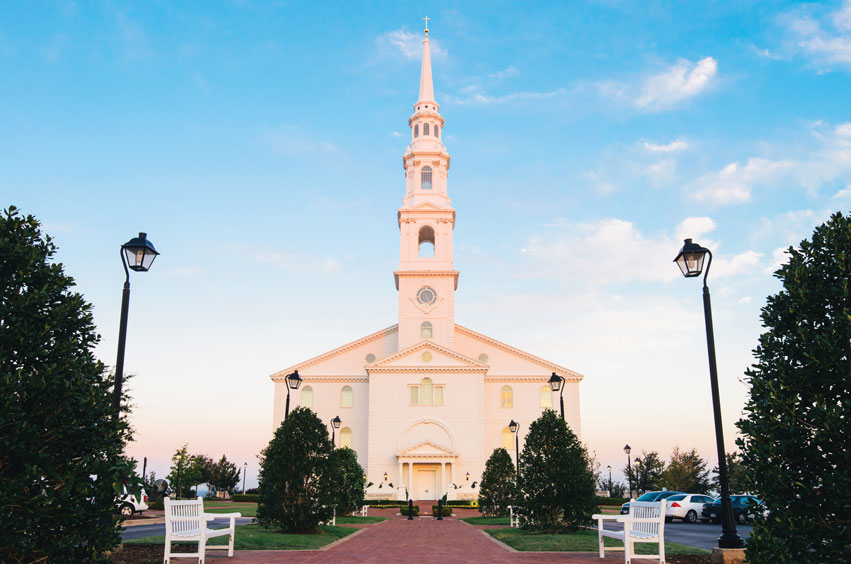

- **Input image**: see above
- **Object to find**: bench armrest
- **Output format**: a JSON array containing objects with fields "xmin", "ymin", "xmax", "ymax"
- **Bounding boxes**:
[
  {"xmin": 591, "ymin": 514, "xmax": 621, "ymax": 521},
  {"xmin": 204, "ymin": 512, "xmax": 242, "ymax": 520}
]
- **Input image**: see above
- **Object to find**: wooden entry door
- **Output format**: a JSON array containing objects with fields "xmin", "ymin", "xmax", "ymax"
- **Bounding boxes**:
[{"xmin": 417, "ymin": 470, "xmax": 437, "ymax": 500}]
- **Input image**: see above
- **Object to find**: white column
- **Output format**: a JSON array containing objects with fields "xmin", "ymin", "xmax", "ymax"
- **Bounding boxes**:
[
  {"xmin": 440, "ymin": 462, "xmax": 445, "ymax": 495},
  {"xmin": 398, "ymin": 462, "xmax": 403, "ymax": 486},
  {"xmin": 408, "ymin": 462, "xmax": 413, "ymax": 494}
]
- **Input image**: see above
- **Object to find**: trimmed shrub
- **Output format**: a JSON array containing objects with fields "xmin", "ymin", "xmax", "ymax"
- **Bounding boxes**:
[
  {"xmin": 400, "ymin": 505, "xmax": 419, "ymax": 516},
  {"xmin": 328, "ymin": 447, "xmax": 365, "ymax": 515},
  {"xmin": 446, "ymin": 500, "xmax": 478, "ymax": 507},
  {"xmin": 479, "ymin": 448, "xmax": 517, "ymax": 517},
  {"xmin": 431, "ymin": 505, "xmax": 452, "ymax": 516},
  {"xmin": 231, "ymin": 494, "xmax": 260, "ymax": 503},
  {"xmin": 596, "ymin": 496, "xmax": 628, "ymax": 506},
  {"xmin": 256, "ymin": 407, "xmax": 335, "ymax": 533}
]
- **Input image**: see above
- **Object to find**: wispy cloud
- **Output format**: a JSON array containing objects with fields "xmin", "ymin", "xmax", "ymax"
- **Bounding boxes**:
[
  {"xmin": 375, "ymin": 28, "xmax": 447, "ymax": 61},
  {"xmin": 446, "ymin": 84, "xmax": 565, "ymax": 105},
  {"xmin": 488, "ymin": 66, "xmax": 519, "ymax": 80},
  {"xmin": 261, "ymin": 125, "xmax": 337, "ymax": 156},
  {"xmin": 643, "ymin": 139, "xmax": 689, "ymax": 153},
  {"xmin": 779, "ymin": 0, "xmax": 851, "ymax": 71},
  {"xmin": 520, "ymin": 216, "xmax": 758, "ymax": 287},
  {"xmin": 692, "ymin": 122, "xmax": 851, "ymax": 205},
  {"xmin": 113, "ymin": 8, "xmax": 153, "ymax": 62},
  {"xmin": 596, "ymin": 57, "xmax": 718, "ymax": 113}
]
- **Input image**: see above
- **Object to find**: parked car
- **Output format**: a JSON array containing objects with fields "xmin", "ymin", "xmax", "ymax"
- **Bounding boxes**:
[
  {"xmin": 664, "ymin": 493, "xmax": 716, "ymax": 523},
  {"xmin": 621, "ymin": 491, "xmax": 685, "ymax": 514},
  {"xmin": 116, "ymin": 486, "xmax": 149, "ymax": 517},
  {"xmin": 701, "ymin": 495, "xmax": 763, "ymax": 524}
]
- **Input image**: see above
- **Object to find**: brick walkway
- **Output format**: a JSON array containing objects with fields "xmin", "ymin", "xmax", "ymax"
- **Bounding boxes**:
[{"xmin": 209, "ymin": 512, "xmax": 605, "ymax": 564}]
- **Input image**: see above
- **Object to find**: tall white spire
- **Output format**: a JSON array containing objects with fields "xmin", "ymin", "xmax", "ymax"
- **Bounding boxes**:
[{"xmin": 418, "ymin": 20, "xmax": 434, "ymax": 103}]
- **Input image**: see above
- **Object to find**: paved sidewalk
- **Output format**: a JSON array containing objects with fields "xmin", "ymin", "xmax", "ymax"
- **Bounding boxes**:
[{"xmin": 205, "ymin": 516, "xmax": 605, "ymax": 564}]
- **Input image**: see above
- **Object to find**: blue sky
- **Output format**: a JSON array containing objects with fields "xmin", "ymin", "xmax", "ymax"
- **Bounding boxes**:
[{"xmin": 3, "ymin": 1, "xmax": 850, "ymax": 488}]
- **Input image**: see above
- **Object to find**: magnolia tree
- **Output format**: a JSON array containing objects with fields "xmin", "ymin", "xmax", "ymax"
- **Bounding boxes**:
[
  {"xmin": 737, "ymin": 212, "xmax": 851, "ymax": 564},
  {"xmin": 478, "ymin": 448, "xmax": 517, "ymax": 517},
  {"xmin": 328, "ymin": 447, "xmax": 365, "ymax": 515},
  {"xmin": 517, "ymin": 410, "xmax": 597, "ymax": 531},
  {"xmin": 257, "ymin": 407, "xmax": 335, "ymax": 533},
  {"xmin": 0, "ymin": 207, "xmax": 138, "ymax": 562}
]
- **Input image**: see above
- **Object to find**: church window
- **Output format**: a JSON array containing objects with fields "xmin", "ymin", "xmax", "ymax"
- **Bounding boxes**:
[
  {"xmin": 410, "ymin": 386, "xmax": 419, "ymax": 405},
  {"xmin": 301, "ymin": 386, "xmax": 313, "ymax": 408},
  {"xmin": 421, "ymin": 378, "xmax": 433, "ymax": 405},
  {"xmin": 421, "ymin": 321, "xmax": 433, "ymax": 338},
  {"xmin": 501, "ymin": 386, "xmax": 513, "ymax": 408},
  {"xmin": 424, "ymin": 123, "xmax": 430, "ymax": 136},
  {"xmin": 418, "ymin": 226, "xmax": 435, "ymax": 257},
  {"xmin": 434, "ymin": 386, "xmax": 443, "ymax": 406},
  {"xmin": 435, "ymin": 125, "xmax": 439, "ymax": 138},
  {"xmin": 502, "ymin": 427, "xmax": 514, "ymax": 451},
  {"xmin": 421, "ymin": 166, "xmax": 432, "ymax": 190},
  {"xmin": 540, "ymin": 386, "xmax": 553, "ymax": 408},
  {"xmin": 341, "ymin": 386, "xmax": 353, "ymax": 408},
  {"xmin": 340, "ymin": 427, "xmax": 352, "ymax": 448},
  {"xmin": 414, "ymin": 124, "xmax": 419, "ymax": 137}
]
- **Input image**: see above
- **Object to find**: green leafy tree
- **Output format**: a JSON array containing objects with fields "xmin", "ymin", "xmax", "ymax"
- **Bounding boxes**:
[
  {"xmin": 711, "ymin": 452, "xmax": 751, "ymax": 495},
  {"xmin": 598, "ymin": 476, "xmax": 627, "ymax": 498},
  {"xmin": 478, "ymin": 448, "xmax": 517, "ymax": 517},
  {"xmin": 517, "ymin": 410, "xmax": 597, "ymax": 531},
  {"xmin": 327, "ymin": 447, "xmax": 365, "ymax": 515},
  {"xmin": 208, "ymin": 455, "xmax": 242, "ymax": 495},
  {"xmin": 167, "ymin": 444, "xmax": 203, "ymax": 498},
  {"xmin": 257, "ymin": 407, "xmax": 335, "ymax": 533},
  {"xmin": 737, "ymin": 212, "xmax": 851, "ymax": 564},
  {"xmin": 0, "ymin": 206, "xmax": 138, "ymax": 563},
  {"xmin": 625, "ymin": 450, "xmax": 666, "ymax": 495},
  {"xmin": 662, "ymin": 447, "xmax": 711, "ymax": 494}
]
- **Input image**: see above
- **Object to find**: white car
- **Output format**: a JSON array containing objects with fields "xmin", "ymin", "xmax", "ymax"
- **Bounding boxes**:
[
  {"xmin": 665, "ymin": 493, "xmax": 715, "ymax": 523},
  {"xmin": 116, "ymin": 486, "xmax": 149, "ymax": 517}
]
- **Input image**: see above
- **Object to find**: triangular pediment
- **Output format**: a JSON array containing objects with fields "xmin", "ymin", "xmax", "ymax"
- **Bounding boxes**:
[
  {"xmin": 368, "ymin": 340, "xmax": 486, "ymax": 371},
  {"xmin": 397, "ymin": 439, "xmax": 457, "ymax": 458}
]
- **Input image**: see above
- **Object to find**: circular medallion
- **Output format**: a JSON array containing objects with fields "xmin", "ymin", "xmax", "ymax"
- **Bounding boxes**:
[
  {"xmin": 421, "ymin": 351, "xmax": 432, "ymax": 362},
  {"xmin": 365, "ymin": 353, "xmax": 376, "ymax": 363},
  {"xmin": 417, "ymin": 286, "xmax": 437, "ymax": 306}
]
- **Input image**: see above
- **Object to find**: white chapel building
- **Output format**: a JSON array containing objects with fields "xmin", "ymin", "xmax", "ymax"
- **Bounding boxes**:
[{"xmin": 270, "ymin": 26, "xmax": 584, "ymax": 502}]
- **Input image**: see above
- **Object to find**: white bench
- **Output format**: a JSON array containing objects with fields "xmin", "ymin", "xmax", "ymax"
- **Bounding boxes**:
[
  {"xmin": 507, "ymin": 505, "xmax": 519, "ymax": 528},
  {"xmin": 591, "ymin": 501, "xmax": 666, "ymax": 564},
  {"xmin": 164, "ymin": 496, "xmax": 241, "ymax": 564}
]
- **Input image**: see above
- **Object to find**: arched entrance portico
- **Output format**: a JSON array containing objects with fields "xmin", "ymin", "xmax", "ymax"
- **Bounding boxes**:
[{"xmin": 396, "ymin": 441, "xmax": 457, "ymax": 501}]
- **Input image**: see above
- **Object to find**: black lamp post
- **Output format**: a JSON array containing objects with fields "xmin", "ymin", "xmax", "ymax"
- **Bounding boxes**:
[
  {"xmin": 674, "ymin": 238, "xmax": 744, "ymax": 549},
  {"xmin": 607, "ymin": 465, "xmax": 612, "ymax": 493},
  {"xmin": 113, "ymin": 233, "xmax": 159, "ymax": 418},
  {"xmin": 284, "ymin": 370, "xmax": 302, "ymax": 419},
  {"xmin": 242, "ymin": 462, "xmax": 247, "ymax": 495},
  {"xmin": 508, "ymin": 420, "xmax": 520, "ymax": 474},
  {"xmin": 330, "ymin": 415, "xmax": 341, "ymax": 445},
  {"xmin": 624, "ymin": 444, "xmax": 632, "ymax": 499},
  {"xmin": 547, "ymin": 372, "xmax": 566, "ymax": 419}
]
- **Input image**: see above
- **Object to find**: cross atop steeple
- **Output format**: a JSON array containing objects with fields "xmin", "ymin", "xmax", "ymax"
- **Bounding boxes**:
[{"xmin": 423, "ymin": 16, "xmax": 430, "ymax": 36}]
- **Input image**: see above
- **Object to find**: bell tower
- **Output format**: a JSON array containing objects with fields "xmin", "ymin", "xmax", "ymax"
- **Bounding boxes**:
[{"xmin": 395, "ymin": 22, "xmax": 458, "ymax": 350}]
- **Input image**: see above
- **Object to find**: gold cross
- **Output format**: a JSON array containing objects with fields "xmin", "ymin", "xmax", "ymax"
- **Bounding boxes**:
[{"xmin": 423, "ymin": 16, "xmax": 430, "ymax": 34}]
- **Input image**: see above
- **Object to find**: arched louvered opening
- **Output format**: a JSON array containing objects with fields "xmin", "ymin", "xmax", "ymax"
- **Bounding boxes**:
[
  {"xmin": 421, "ymin": 166, "xmax": 432, "ymax": 190},
  {"xmin": 301, "ymin": 386, "xmax": 313, "ymax": 408},
  {"xmin": 421, "ymin": 321, "xmax": 433, "ymax": 338},
  {"xmin": 501, "ymin": 386, "xmax": 513, "ymax": 408}
]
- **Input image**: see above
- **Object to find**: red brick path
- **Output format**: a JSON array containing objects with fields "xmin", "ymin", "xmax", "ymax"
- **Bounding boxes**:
[{"xmin": 209, "ymin": 512, "xmax": 606, "ymax": 564}]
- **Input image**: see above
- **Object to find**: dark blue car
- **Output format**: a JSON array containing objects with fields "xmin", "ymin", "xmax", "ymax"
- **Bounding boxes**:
[{"xmin": 701, "ymin": 495, "xmax": 764, "ymax": 524}]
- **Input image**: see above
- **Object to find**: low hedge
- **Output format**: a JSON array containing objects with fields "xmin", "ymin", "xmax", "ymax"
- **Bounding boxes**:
[
  {"xmin": 148, "ymin": 500, "xmax": 164, "ymax": 511},
  {"xmin": 431, "ymin": 505, "xmax": 452, "ymax": 517},
  {"xmin": 446, "ymin": 500, "xmax": 478, "ymax": 507},
  {"xmin": 400, "ymin": 505, "xmax": 420, "ymax": 517},
  {"xmin": 365, "ymin": 501, "xmax": 404, "ymax": 508},
  {"xmin": 596, "ymin": 496, "xmax": 628, "ymax": 506},
  {"xmin": 231, "ymin": 494, "xmax": 260, "ymax": 503}
]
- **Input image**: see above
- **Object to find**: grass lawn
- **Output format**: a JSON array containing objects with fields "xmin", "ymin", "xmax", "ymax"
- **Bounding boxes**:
[
  {"xmin": 126, "ymin": 524, "xmax": 356, "ymax": 550},
  {"xmin": 487, "ymin": 528, "xmax": 708, "ymax": 555},
  {"xmin": 459, "ymin": 516, "xmax": 511, "ymax": 526},
  {"xmin": 205, "ymin": 505, "xmax": 257, "ymax": 517}
]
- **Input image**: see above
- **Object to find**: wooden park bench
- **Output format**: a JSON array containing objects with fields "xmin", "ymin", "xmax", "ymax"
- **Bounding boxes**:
[
  {"xmin": 591, "ymin": 501, "xmax": 666, "ymax": 564},
  {"xmin": 164, "ymin": 496, "xmax": 241, "ymax": 564}
]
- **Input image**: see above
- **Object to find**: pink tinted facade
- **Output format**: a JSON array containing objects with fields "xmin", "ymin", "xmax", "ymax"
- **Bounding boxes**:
[{"xmin": 270, "ymin": 26, "xmax": 584, "ymax": 501}]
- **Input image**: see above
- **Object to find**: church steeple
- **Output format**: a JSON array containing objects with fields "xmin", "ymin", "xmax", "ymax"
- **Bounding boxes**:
[
  {"xmin": 395, "ymin": 22, "xmax": 458, "ymax": 351},
  {"xmin": 418, "ymin": 20, "xmax": 435, "ymax": 104}
]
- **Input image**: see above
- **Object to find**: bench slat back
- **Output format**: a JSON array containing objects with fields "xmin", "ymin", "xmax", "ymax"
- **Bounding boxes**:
[
  {"xmin": 165, "ymin": 496, "xmax": 204, "ymax": 536},
  {"xmin": 628, "ymin": 501, "xmax": 664, "ymax": 537}
]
